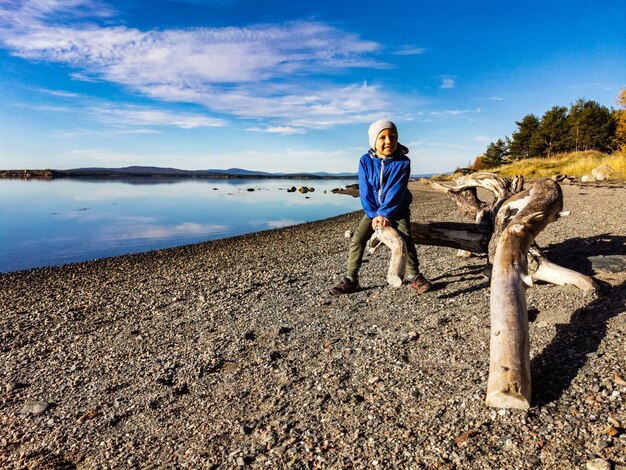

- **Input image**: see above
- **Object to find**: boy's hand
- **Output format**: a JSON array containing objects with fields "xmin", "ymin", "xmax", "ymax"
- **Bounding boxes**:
[{"xmin": 372, "ymin": 216, "xmax": 390, "ymax": 230}]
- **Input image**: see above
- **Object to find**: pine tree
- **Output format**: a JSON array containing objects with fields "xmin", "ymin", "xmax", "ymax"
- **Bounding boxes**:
[
  {"xmin": 509, "ymin": 114, "xmax": 540, "ymax": 159},
  {"xmin": 567, "ymin": 99, "xmax": 615, "ymax": 152},
  {"xmin": 531, "ymin": 106, "xmax": 570, "ymax": 157},
  {"xmin": 481, "ymin": 138, "xmax": 508, "ymax": 168}
]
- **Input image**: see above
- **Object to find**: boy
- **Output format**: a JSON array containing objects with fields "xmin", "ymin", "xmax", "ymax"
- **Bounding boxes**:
[{"xmin": 331, "ymin": 119, "xmax": 432, "ymax": 294}]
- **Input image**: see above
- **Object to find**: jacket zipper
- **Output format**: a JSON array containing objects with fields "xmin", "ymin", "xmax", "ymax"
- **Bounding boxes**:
[{"xmin": 378, "ymin": 158, "xmax": 384, "ymax": 205}]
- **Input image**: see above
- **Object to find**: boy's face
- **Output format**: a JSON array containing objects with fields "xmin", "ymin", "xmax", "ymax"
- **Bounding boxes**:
[{"xmin": 375, "ymin": 128, "xmax": 398, "ymax": 158}]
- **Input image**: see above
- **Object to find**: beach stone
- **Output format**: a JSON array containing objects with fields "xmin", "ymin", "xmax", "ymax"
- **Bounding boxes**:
[
  {"xmin": 21, "ymin": 401, "xmax": 50, "ymax": 416},
  {"xmin": 586, "ymin": 458, "xmax": 611, "ymax": 470},
  {"xmin": 588, "ymin": 255, "xmax": 626, "ymax": 273},
  {"xmin": 591, "ymin": 165, "xmax": 614, "ymax": 181},
  {"xmin": 5, "ymin": 381, "xmax": 21, "ymax": 393}
]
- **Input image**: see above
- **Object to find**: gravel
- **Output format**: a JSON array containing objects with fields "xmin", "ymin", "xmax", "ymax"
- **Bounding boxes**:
[{"xmin": 1, "ymin": 180, "xmax": 624, "ymax": 469}]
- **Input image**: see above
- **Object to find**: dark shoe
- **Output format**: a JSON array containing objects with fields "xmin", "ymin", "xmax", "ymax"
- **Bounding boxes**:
[
  {"xmin": 330, "ymin": 277, "xmax": 359, "ymax": 295},
  {"xmin": 408, "ymin": 273, "xmax": 432, "ymax": 294}
]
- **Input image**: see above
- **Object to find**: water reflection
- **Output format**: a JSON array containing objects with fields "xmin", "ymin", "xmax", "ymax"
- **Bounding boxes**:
[{"xmin": 0, "ymin": 178, "xmax": 359, "ymax": 273}]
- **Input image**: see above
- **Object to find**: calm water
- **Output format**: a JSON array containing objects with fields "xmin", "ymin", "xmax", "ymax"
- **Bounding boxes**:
[{"xmin": 0, "ymin": 178, "xmax": 360, "ymax": 273}]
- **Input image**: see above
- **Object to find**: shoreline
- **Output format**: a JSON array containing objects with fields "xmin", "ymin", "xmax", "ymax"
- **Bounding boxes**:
[{"xmin": 1, "ymin": 181, "xmax": 624, "ymax": 468}]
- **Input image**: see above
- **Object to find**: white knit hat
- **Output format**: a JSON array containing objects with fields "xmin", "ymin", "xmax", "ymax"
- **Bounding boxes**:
[{"xmin": 368, "ymin": 119, "xmax": 398, "ymax": 150}]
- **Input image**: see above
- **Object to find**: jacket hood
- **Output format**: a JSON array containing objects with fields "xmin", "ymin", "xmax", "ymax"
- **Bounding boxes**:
[{"xmin": 368, "ymin": 143, "xmax": 409, "ymax": 160}]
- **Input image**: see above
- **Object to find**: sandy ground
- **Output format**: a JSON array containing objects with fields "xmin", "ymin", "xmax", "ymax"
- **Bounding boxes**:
[{"xmin": 1, "ymin": 180, "xmax": 625, "ymax": 469}]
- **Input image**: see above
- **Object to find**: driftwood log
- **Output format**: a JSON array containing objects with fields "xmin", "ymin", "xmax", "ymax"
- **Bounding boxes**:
[
  {"xmin": 368, "ymin": 226, "xmax": 407, "ymax": 287},
  {"xmin": 362, "ymin": 172, "xmax": 598, "ymax": 409},
  {"xmin": 486, "ymin": 179, "xmax": 562, "ymax": 409}
]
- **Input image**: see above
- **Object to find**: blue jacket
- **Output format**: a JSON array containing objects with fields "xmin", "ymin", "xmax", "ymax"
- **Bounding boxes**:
[{"xmin": 358, "ymin": 146, "xmax": 412, "ymax": 219}]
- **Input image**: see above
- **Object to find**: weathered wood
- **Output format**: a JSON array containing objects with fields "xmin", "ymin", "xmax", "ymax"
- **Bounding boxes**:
[
  {"xmin": 528, "ymin": 245, "xmax": 598, "ymax": 291},
  {"xmin": 368, "ymin": 227, "xmax": 406, "ymax": 287},
  {"xmin": 449, "ymin": 172, "xmax": 524, "ymax": 201},
  {"xmin": 410, "ymin": 221, "xmax": 491, "ymax": 253},
  {"xmin": 422, "ymin": 179, "xmax": 487, "ymax": 220},
  {"xmin": 486, "ymin": 179, "xmax": 563, "ymax": 409}
]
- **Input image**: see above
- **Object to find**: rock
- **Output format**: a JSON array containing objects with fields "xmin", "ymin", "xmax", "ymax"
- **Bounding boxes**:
[
  {"xmin": 344, "ymin": 230, "xmax": 353, "ymax": 238},
  {"xmin": 454, "ymin": 430, "xmax": 478, "ymax": 445},
  {"xmin": 562, "ymin": 178, "xmax": 572, "ymax": 185},
  {"xmin": 601, "ymin": 426, "xmax": 620, "ymax": 437},
  {"xmin": 246, "ymin": 188, "xmax": 255, "ymax": 192},
  {"xmin": 588, "ymin": 255, "xmax": 626, "ymax": 274},
  {"xmin": 551, "ymin": 174, "xmax": 566, "ymax": 182},
  {"xmin": 5, "ymin": 381, "xmax": 24, "ymax": 393},
  {"xmin": 586, "ymin": 458, "xmax": 611, "ymax": 470},
  {"xmin": 21, "ymin": 400, "xmax": 51, "ymax": 416},
  {"xmin": 297, "ymin": 186, "xmax": 309, "ymax": 193},
  {"xmin": 614, "ymin": 372, "xmax": 626, "ymax": 386},
  {"xmin": 591, "ymin": 165, "xmax": 614, "ymax": 181},
  {"xmin": 608, "ymin": 417, "xmax": 621, "ymax": 428},
  {"xmin": 76, "ymin": 409, "xmax": 100, "ymax": 424},
  {"xmin": 581, "ymin": 175, "xmax": 594, "ymax": 183}
]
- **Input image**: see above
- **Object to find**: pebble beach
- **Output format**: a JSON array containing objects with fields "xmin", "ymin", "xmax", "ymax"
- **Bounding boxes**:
[{"xmin": 1, "ymin": 180, "xmax": 625, "ymax": 469}]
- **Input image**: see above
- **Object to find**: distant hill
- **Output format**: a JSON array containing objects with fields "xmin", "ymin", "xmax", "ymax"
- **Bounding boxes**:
[
  {"xmin": 0, "ymin": 166, "xmax": 435, "ymax": 180},
  {"xmin": 62, "ymin": 166, "xmax": 358, "ymax": 179}
]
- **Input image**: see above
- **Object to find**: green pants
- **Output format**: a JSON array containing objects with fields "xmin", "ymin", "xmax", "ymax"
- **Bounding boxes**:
[{"xmin": 347, "ymin": 210, "xmax": 420, "ymax": 279}]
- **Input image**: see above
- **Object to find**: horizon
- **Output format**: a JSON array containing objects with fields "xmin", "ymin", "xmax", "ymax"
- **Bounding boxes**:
[{"xmin": 0, "ymin": 1, "xmax": 624, "ymax": 175}]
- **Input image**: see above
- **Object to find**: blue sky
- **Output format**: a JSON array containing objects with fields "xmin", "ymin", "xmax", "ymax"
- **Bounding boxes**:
[{"xmin": 0, "ymin": 0, "xmax": 624, "ymax": 174}]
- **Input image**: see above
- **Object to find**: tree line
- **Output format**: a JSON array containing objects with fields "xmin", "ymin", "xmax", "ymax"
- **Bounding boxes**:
[{"xmin": 477, "ymin": 89, "xmax": 626, "ymax": 169}]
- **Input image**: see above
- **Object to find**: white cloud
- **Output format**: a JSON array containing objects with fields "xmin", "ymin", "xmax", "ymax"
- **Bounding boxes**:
[
  {"xmin": 394, "ymin": 46, "xmax": 426, "ymax": 56},
  {"xmin": 430, "ymin": 108, "xmax": 481, "ymax": 116},
  {"xmin": 0, "ymin": 1, "xmax": 409, "ymax": 128},
  {"xmin": 246, "ymin": 126, "xmax": 306, "ymax": 135},
  {"xmin": 38, "ymin": 88, "xmax": 84, "ymax": 98},
  {"xmin": 91, "ymin": 105, "xmax": 226, "ymax": 128},
  {"xmin": 53, "ymin": 127, "xmax": 161, "ymax": 138},
  {"xmin": 472, "ymin": 135, "xmax": 493, "ymax": 144},
  {"xmin": 11, "ymin": 102, "xmax": 74, "ymax": 113},
  {"xmin": 440, "ymin": 78, "xmax": 455, "ymax": 89}
]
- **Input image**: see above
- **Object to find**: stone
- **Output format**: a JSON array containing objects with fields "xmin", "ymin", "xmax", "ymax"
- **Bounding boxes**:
[
  {"xmin": 591, "ymin": 165, "xmax": 614, "ymax": 181},
  {"xmin": 586, "ymin": 458, "xmax": 611, "ymax": 470},
  {"xmin": 21, "ymin": 400, "xmax": 50, "ymax": 416},
  {"xmin": 602, "ymin": 426, "xmax": 620, "ymax": 437},
  {"xmin": 588, "ymin": 255, "xmax": 626, "ymax": 274},
  {"xmin": 608, "ymin": 417, "xmax": 621, "ymax": 428},
  {"xmin": 581, "ymin": 175, "xmax": 594, "ymax": 183}
]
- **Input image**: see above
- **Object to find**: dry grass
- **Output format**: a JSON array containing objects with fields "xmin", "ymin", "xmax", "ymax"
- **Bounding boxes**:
[{"xmin": 492, "ymin": 151, "xmax": 626, "ymax": 180}]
